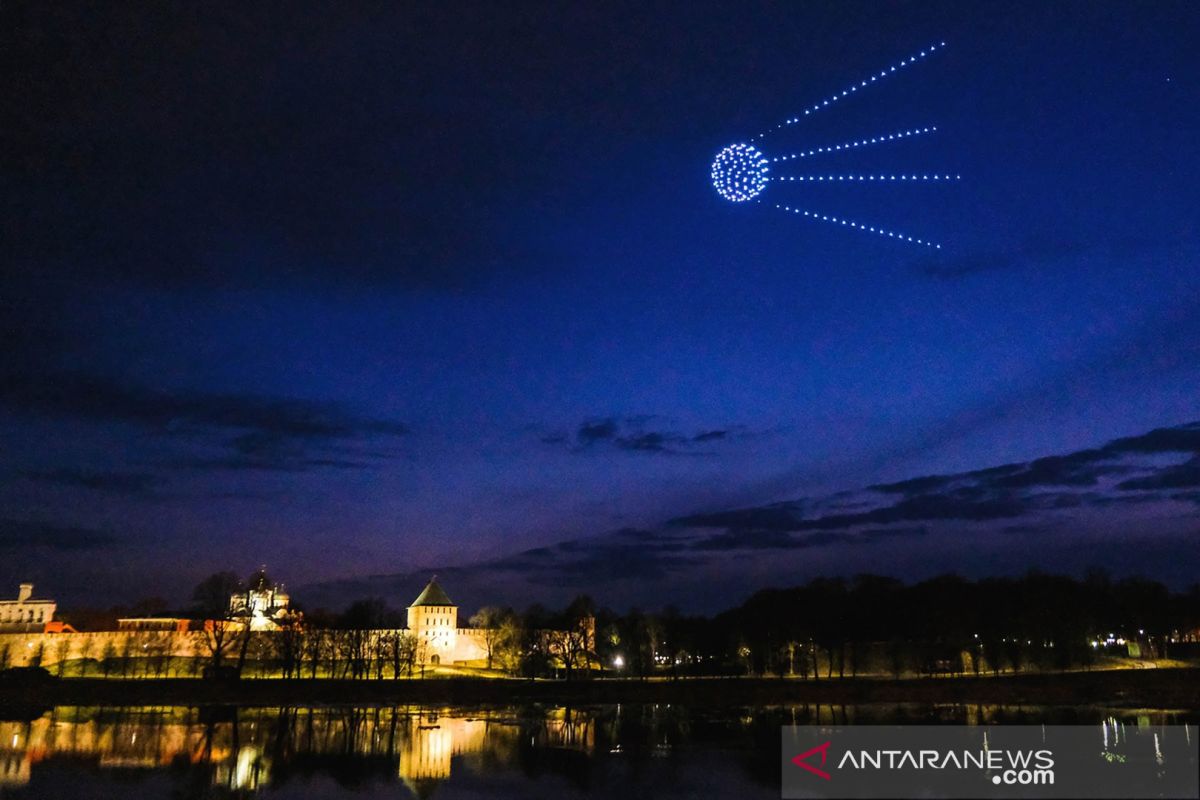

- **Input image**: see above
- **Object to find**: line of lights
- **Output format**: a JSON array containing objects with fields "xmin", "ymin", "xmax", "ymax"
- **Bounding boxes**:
[
  {"xmin": 754, "ymin": 42, "xmax": 946, "ymax": 140},
  {"xmin": 772, "ymin": 127, "xmax": 937, "ymax": 162},
  {"xmin": 764, "ymin": 201, "xmax": 941, "ymax": 249},
  {"xmin": 771, "ymin": 174, "xmax": 961, "ymax": 182}
]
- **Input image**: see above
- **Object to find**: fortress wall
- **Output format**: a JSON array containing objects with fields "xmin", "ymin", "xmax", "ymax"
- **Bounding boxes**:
[
  {"xmin": 0, "ymin": 630, "xmax": 203, "ymax": 668},
  {"xmin": 0, "ymin": 623, "xmax": 555, "ymax": 671}
]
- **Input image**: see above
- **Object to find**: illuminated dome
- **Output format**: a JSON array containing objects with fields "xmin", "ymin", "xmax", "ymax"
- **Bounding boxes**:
[{"xmin": 711, "ymin": 142, "xmax": 769, "ymax": 202}]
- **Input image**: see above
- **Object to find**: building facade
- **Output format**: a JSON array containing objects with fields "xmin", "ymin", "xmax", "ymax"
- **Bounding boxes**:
[
  {"xmin": 0, "ymin": 584, "xmax": 56, "ymax": 633},
  {"xmin": 0, "ymin": 577, "xmax": 590, "ymax": 673},
  {"xmin": 229, "ymin": 569, "xmax": 296, "ymax": 631},
  {"xmin": 406, "ymin": 578, "xmax": 488, "ymax": 665}
]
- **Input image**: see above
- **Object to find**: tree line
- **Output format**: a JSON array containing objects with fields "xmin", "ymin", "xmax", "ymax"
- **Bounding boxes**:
[
  {"xmin": 49, "ymin": 569, "xmax": 1200, "ymax": 680},
  {"xmin": 595, "ymin": 571, "xmax": 1200, "ymax": 678}
]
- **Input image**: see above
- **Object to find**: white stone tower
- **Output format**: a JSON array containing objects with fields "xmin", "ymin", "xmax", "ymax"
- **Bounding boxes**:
[{"xmin": 407, "ymin": 577, "xmax": 457, "ymax": 665}]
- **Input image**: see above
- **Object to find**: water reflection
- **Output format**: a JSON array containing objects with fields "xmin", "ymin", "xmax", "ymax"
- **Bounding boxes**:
[{"xmin": 0, "ymin": 703, "xmax": 1192, "ymax": 798}]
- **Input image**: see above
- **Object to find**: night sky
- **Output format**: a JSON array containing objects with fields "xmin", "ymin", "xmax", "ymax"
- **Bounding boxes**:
[{"xmin": 2, "ymin": 3, "xmax": 1198, "ymax": 613}]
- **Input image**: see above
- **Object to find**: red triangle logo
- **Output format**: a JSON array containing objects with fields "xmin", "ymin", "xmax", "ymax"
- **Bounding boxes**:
[{"xmin": 791, "ymin": 740, "xmax": 832, "ymax": 781}]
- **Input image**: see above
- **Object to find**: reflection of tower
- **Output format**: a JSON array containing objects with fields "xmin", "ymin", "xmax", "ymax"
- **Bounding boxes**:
[
  {"xmin": 399, "ymin": 711, "xmax": 489, "ymax": 796},
  {"xmin": 0, "ymin": 741, "xmax": 30, "ymax": 788},
  {"xmin": 0, "ymin": 718, "xmax": 43, "ymax": 788},
  {"xmin": 401, "ymin": 718, "xmax": 452, "ymax": 780},
  {"xmin": 407, "ymin": 578, "xmax": 456, "ymax": 665}
]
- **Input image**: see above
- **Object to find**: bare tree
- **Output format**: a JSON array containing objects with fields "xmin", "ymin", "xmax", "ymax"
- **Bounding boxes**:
[
  {"xmin": 100, "ymin": 641, "xmax": 117, "ymax": 677},
  {"xmin": 194, "ymin": 618, "xmax": 247, "ymax": 677},
  {"xmin": 76, "ymin": 637, "xmax": 95, "ymax": 677},
  {"xmin": 497, "ymin": 614, "xmax": 525, "ymax": 674},
  {"xmin": 545, "ymin": 596, "xmax": 596, "ymax": 681},
  {"xmin": 276, "ymin": 619, "xmax": 304, "ymax": 679},
  {"xmin": 381, "ymin": 630, "xmax": 419, "ymax": 678},
  {"xmin": 372, "ymin": 632, "xmax": 388, "ymax": 679},
  {"xmin": 192, "ymin": 572, "xmax": 242, "ymax": 618},
  {"xmin": 190, "ymin": 571, "xmax": 250, "ymax": 678},
  {"xmin": 119, "ymin": 635, "xmax": 134, "ymax": 676},
  {"xmin": 147, "ymin": 632, "xmax": 172, "ymax": 677},
  {"xmin": 52, "ymin": 638, "xmax": 71, "ymax": 677},
  {"xmin": 337, "ymin": 629, "xmax": 370, "ymax": 679},
  {"xmin": 302, "ymin": 628, "xmax": 330, "ymax": 678},
  {"xmin": 469, "ymin": 606, "xmax": 516, "ymax": 670}
]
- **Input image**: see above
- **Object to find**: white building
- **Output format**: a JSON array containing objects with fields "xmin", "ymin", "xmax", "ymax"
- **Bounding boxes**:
[
  {"xmin": 407, "ymin": 578, "xmax": 488, "ymax": 665},
  {"xmin": 0, "ymin": 584, "xmax": 56, "ymax": 633},
  {"xmin": 229, "ymin": 569, "xmax": 295, "ymax": 631}
]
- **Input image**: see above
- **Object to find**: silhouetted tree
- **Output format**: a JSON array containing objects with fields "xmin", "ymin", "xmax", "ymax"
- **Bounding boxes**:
[
  {"xmin": 470, "ymin": 606, "xmax": 516, "ymax": 670},
  {"xmin": 190, "ymin": 571, "xmax": 249, "ymax": 677}
]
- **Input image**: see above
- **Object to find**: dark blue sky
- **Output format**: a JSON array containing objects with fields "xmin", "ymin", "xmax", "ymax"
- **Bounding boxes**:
[{"xmin": 2, "ymin": 2, "xmax": 1198, "ymax": 612}]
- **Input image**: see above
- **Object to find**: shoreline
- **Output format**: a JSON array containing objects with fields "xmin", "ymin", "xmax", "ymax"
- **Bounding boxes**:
[{"xmin": 2, "ymin": 668, "xmax": 1197, "ymax": 709}]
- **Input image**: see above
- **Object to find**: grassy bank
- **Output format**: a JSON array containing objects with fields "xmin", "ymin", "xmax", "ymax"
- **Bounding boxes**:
[{"xmin": 2, "ymin": 668, "xmax": 1197, "ymax": 709}]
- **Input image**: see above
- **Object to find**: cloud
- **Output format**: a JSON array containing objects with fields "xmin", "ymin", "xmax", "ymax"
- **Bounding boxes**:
[
  {"xmin": 489, "ymin": 528, "xmax": 697, "ymax": 584},
  {"xmin": 1000, "ymin": 524, "xmax": 1047, "ymax": 536},
  {"xmin": 913, "ymin": 234, "xmax": 1162, "ymax": 281},
  {"xmin": 873, "ymin": 452, "xmax": 1117, "ymax": 496},
  {"xmin": 674, "ymin": 420, "xmax": 1200, "ymax": 535},
  {"xmin": 300, "ymin": 422, "xmax": 1200, "ymax": 612},
  {"xmin": 0, "ymin": 370, "xmax": 407, "ymax": 472},
  {"xmin": 0, "ymin": 371, "xmax": 407, "ymax": 437},
  {"xmin": 576, "ymin": 419, "xmax": 619, "ymax": 444},
  {"xmin": 676, "ymin": 490, "xmax": 1024, "ymax": 532},
  {"xmin": 1117, "ymin": 457, "xmax": 1200, "ymax": 490},
  {"xmin": 0, "ymin": 519, "xmax": 118, "ymax": 551},
  {"xmin": 307, "ymin": 528, "xmax": 702, "ymax": 606},
  {"xmin": 1105, "ymin": 424, "xmax": 1200, "ymax": 456},
  {"xmin": 672, "ymin": 503, "xmax": 805, "ymax": 531},
  {"xmin": 546, "ymin": 416, "xmax": 746, "ymax": 456},
  {"xmin": 859, "ymin": 526, "xmax": 929, "ymax": 540},
  {"xmin": 684, "ymin": 520, "xmax": 930, "ymax": 551},
  {"xmin": 690, "ymin": 529, "xmax": 811, "ymax": 550},
  {"xmin": 792, "ymin": 491, "xmax": 1026, "ymax": 531},
  {"xmin": 986, "ymin": 452, "xmax": 1115, "ymax": 488},
  {"xmin": 916, "ymin": 236, "xmax": 1084, "ymax": 280},
  {"xmin": 19, "ymin": 468, "xmax": 165, "ymax": 495},
  {"xmin": 874, "ymin": 423, "xmax": 1200, "ymax": 499}
]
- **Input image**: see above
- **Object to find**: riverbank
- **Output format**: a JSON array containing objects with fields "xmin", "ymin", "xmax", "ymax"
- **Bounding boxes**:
[{"xmin": 2, "ymin": 668, "xmax": 1197, "ymax": 709}]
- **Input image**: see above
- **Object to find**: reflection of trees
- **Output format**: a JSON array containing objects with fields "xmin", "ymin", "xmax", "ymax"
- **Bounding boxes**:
[
  {"xmin": 6, "ymin": 703, "xmax": 1183, "ymax": 796},
  {"xmin": 0, "ymin": 704, "xmax": 597, "ymax": 795},
  {"xmin": 514, "ymin": 705, "xmax": 597, "ymax": 791}
]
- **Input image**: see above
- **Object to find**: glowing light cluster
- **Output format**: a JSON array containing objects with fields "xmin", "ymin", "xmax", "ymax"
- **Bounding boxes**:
[
  {"xmin": 710, "ymin": 142, "xmax": 769, "ymax": 202},
  {"xmin": 711, "ymin": 41, "xmax": 959, "ymax": 248},
  {"xmin": 755, "ymin": 42, "xmax": 945, "ymax": 139},
  {"xmin": 772, "ymin": 174, "xmax": 960, "ymax": 182},
  {"xmin": 767, "ymin": 202, "xmax": 941, "ymax": 249},
  {"xmin": 772, "ymin": 127, "xmax": 936, "ymax": 162}
]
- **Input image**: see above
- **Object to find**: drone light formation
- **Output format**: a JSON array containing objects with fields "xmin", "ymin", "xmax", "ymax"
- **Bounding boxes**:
[
  {"xmin": 753, "ymin": 41, "xmax": 947, "ymax": 140},
  {"xmin": 771, "ymin": 126, "xmax": 937, "ymax": 163},
  {"xmin": 772, "ymin": 203, "xmax": 941, "ymax": 249},
  {"xmin": 710, "ymin": 142, "xmax": 770, "ymax": 202},
  {"xmin": 772, "ymin": 174, "xmax": 960, "ymax": 182},
  {"xmin": 711, "ymin": 41, "xmax": 957, "ymax": 249}
]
